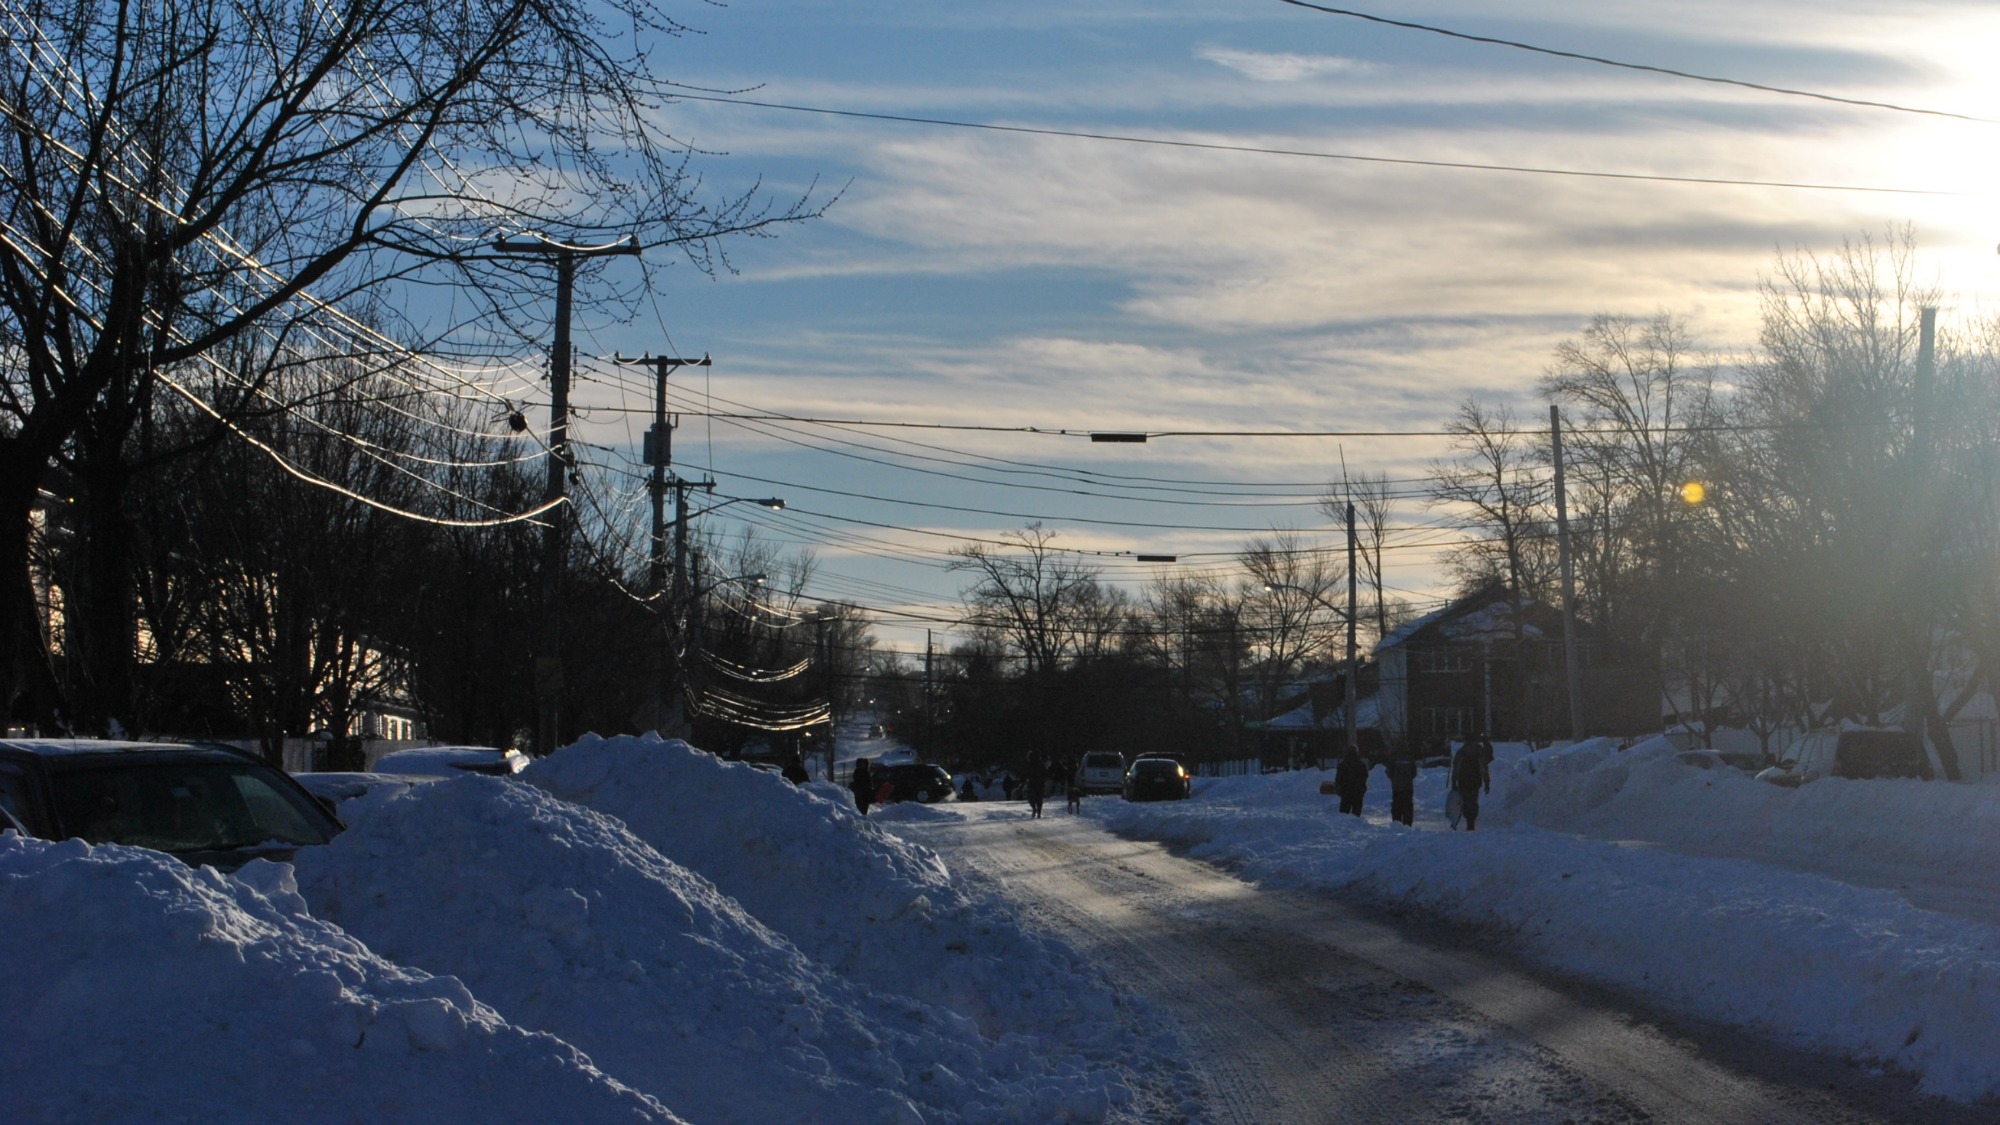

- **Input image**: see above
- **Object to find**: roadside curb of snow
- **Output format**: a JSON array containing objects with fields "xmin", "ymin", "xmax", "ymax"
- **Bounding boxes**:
[{"xmin": 1092, "ymin": 777, "xmax": 2000, "ymax": 1103}]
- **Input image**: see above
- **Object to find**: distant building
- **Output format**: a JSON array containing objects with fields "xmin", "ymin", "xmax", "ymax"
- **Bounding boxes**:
[{"xmin": 1373, "ymin": 582, "xmax": 1656, "ymax": 750}]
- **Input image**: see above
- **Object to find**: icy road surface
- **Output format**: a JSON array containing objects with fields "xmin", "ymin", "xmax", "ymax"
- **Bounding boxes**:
[{"xmin": 888, "ymin": 803, "xmax": 1988, "ymax": 1125}]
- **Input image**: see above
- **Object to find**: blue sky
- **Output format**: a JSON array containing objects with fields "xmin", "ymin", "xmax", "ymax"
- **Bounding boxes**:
[{"xmin": 554, "ymin": 0, "xmax": 2000, "ymax": 660}]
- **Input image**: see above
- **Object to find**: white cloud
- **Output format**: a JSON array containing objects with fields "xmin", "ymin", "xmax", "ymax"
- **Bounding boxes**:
[{"xmin": 1196, "ymin": 46, "xmax": 1374, "ymax": 83}]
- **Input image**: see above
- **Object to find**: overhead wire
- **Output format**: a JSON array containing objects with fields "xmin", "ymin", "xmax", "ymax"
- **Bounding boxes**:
[
  {"xmin": 1273, "ymin": 1, "xmax": 1998, "ymax": 125},
  {"xmin": 667, "ymin": 93, "xmax": 1967, "ymax": 197}
]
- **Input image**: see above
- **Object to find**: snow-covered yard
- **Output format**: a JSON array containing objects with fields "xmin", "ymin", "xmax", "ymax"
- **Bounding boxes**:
[{"xmin": 1092, "ymin": 735, "xmax": 2000, "ymax": 1102}]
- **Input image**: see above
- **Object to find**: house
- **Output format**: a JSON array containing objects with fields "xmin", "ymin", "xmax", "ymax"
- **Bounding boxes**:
[
  {"xmin": 1243, "ymin": 665, "xmax": 1387, "ymax": 767},
  {"xmin": 1373, "ymin": 582, "xmax": 1656, "ymax": 751}
]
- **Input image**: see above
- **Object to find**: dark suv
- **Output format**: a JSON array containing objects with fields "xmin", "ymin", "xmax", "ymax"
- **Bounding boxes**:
[
  {"xmin": 0, "ymin": 740, "xmax": 343, "ymax": 871},
  {"xmin": 876, "ymin": 762, "xmax": 954, "ymax": 803}
]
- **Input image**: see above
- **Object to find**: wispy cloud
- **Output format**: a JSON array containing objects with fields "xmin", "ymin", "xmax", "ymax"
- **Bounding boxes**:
[{"xmin": 1196, "ymin": 46, "xmax": 1375, "ymax": 82}]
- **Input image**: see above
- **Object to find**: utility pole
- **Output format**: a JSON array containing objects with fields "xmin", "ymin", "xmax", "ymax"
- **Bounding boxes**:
[
  {"xmin": 672, "ymin": 477, "xmax": 718, "ymax": 622},
  {"xmin": 615, "ymin": 353, "xmax": 711, "ymax": 596},
  {"xmin": 665, "ymin": 477, "xmax": 717, "ymax": 728},
  {"xmin": 1907, "ymin": 308, "xmax": 1956, "ymax": 777},
  {"xmin": 492, "ymin": 234, "xmax": 641, "ymax": 756},
  {"xmin": 1551, "ymin": 404, "xmax": 1584, "ymax": 743},
  {"xmin": 616, "ymin": 352, "xmax": 710, "ymax": 733},
  {"xmin": 924, "ymin": 630, "xmax": 935, "ymax": 754},
  {"xmin": 1345, "ymin": 501, "xmax": 1358, "ymax": 756}
]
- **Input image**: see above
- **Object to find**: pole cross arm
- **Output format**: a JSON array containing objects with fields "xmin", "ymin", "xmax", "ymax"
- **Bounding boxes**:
[{"xmin": 493, "ymin": 233, "xmax": 642, "ymax": 257}]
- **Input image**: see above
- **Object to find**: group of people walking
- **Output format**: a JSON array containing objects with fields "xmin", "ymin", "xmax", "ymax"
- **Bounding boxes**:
[
  {"xmin": 853, "ymin": 737, "xmax": 1499, "ymax": 827},
  {"xmin": 1331, "ymin": 732, "xmax": 1494, "ymax": 830}
]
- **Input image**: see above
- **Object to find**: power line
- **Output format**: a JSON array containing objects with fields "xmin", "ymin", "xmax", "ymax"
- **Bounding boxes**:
[
  {"xmin": 1275, "ymin": 1, "xmax": 1997, "ymax": 126},
  {"xmin": 669, "ymin": 92, "xmax": 1966, "ymax": 197}
]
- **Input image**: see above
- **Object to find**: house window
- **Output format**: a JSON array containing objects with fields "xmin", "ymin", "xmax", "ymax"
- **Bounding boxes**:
[
  {"xmin": 1417, "ymin": 648, "xmax": 1471, "ymax": 673},
  {"xmin": 1420, "ymin": 706, "xmax": 1475, "ymax": 736}
]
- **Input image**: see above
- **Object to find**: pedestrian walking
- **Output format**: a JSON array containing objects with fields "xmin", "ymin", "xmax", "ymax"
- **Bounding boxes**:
[
  {"xmin": 850, "ymin": 757, "xmax": 875, "ymax": 816},
  {"xmin": 1385, "ymin": 748, "xmax": 1418, "ymax": 826},
  {"xmin": 1333, "ymin": 744, "xmax": 1368, "ymax": 816},
  {"xmin": 1466, "ymin": 729, "xmax": 1495, "ymax": 795},
  {"xmin": 1025, "ymin": 753, "xmax": 1048, "ymax": 818},
  {"xmin": 1449, "ymin": 739, "xmax": 1485, "ymax": 830}
]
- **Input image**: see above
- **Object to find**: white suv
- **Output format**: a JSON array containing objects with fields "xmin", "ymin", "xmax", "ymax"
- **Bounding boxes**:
[{"xmin": 1076, "ymin": 751, "xmax": 1126, "ymax": 795}]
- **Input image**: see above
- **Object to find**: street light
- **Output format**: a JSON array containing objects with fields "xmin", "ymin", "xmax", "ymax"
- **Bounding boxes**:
[{"xmin": 685, "ymin": 496, "xmax": 785, "ymax": 522}]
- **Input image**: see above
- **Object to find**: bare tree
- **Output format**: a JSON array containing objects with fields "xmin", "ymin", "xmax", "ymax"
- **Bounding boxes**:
[
  {"xmin": 1710, "ymin": 229, "xmax": 1963, "ymax": 771},
  {"xmin": 1427, "ymin": 401, "xmax": 1555, "ymax": 604},
  {"xmin": 1322, "ymin": 471, "xmax": 1394, "ymax": 646},
  {"xmin": 950, "ymin": 525, "xmax": 1111, "ymax": 681},
  {"xmin": 1541, "ymin": 313, "xmax": 1716, "ymax": 632},
  {"xmin": 1237, "ymin": 531, "xmax": 1343, "ymax": 722},
  {"xmin": 0, "ymin": 0, "xmax": 822, "ymax": 729}
]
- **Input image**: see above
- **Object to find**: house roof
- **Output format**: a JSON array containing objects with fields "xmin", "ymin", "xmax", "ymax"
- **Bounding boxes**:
[
  {"xmin": 1375, "ymin": 582, "xmax": 1534, "ymax": 655},
  {"xmin": 1252, "ymin": 693, "xmax": 1382, "ymax": 731}
]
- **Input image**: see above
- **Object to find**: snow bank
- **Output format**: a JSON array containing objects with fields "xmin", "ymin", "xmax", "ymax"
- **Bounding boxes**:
[
  {"xmin": 0, "ymin": 832, "xmax": 673, "ymax": 1124},
  {"xmin": 1092, "ymin": 767, "xmax": 2000, "ymax": 1102},
  {"xmin": 524, "ymin": 734, "xmax": 1133, "ymax": 1060},
  {"xmin": 295, "ymin": 775, "xmax": 1070, "ymax": 1125},
  {"xmin": 1492, "ymin": 734, "xmax": 2000, "ymax": 883}
]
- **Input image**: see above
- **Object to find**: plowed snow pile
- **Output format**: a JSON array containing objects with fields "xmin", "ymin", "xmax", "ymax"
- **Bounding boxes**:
[
  {"xmin": 524, "ymin": 735, "xmax": 1134, "ymax": 1057},
  {"xmin": 295, "ymin": 772, "xmax": 1113, "ymax": 1125},
  {"xmin": 7, "ymin": 733, "xmax": 1162, "ymax": 1124},
  {"xmin": 0, "ymin": 834, "xmax": 674, "ymax": 1124},
  {"xmin": 1093, "ymin": 753, "xmax": 2000, "ymax": 1102}
]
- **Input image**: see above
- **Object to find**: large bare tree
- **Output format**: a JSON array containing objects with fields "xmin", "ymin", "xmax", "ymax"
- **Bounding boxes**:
[{"xmin": 0, "ymin": 0, "xmax": 819, "ymax": 729}]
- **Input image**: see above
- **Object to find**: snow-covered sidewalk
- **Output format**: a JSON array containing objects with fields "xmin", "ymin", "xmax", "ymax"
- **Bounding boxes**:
[{"xmin": 1089, "ymin": 737, "xmax": 2000, "ymax": 1103}]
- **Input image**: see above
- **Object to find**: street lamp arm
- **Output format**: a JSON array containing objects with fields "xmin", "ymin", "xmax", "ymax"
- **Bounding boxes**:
[{"xmin": 677, "ymin": 495, "xmax": 785, "ymax": 525}]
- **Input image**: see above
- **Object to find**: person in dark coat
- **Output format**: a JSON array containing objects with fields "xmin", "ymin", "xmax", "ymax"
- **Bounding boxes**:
[
  {"xmin": 1385, "ymin": 748, "xmax": 1418, "ymax": 826},
  {"xmin": 1333, "ymin": 745, "xmax": 1368, "ymax": 816},
  {"xmin": 1450, "ymin": 740, "xmax": 1486, "ymax": 830},
  {"xmin": 1025, "ymin": 753, "xmax": 1048, "ymax": 819},
  {"xmin": 850, "ymin": 757, "xmax": 875, "ymax": 816},
  {"xmin": 1465, "ymin": 730, "xmax": 1495, "ymax": 795}
]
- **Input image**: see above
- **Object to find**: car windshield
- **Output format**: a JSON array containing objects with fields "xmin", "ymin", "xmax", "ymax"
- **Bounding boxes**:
[
  {"xmin": 49, "ymin": 760, "xmax": 335, "ymax": 854},
  {"xmin": 1134, "ymin": 761, "xmax": 1178, "ymax": 775},
  {"xmin": 1085, "ymin": 754, "xmax": 1121, "ymax": 769}
]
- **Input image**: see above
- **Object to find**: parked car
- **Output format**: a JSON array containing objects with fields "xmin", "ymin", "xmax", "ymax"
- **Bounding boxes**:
[
  {"xmin": 1675, "ymin": 749, "xmax": 1737, "ymax": 771},
  {"xmin": 372, "ymin": 746, "xmax": 528, "ymax": 778},
  {"xmin": 1122, "ymin": 757, "xmax": 1191, "ymax": 802},
  {"xmin": 1076, "ymin": 751, "xmax": 1127, "ymax": 795},
  {"xmin": 876, "ymin": 762, "xmax": 955, "ymax": 803},
  {"xmin": 0, "ymin": 739, "xmax": 343, "ymax": 871},
  {"xmin": 1754, "ymin": 728, "xmax": 1934, "ymax": 787}
]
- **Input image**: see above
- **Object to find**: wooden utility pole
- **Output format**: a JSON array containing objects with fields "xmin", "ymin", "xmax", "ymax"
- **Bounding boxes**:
[
  {"xmin": 493, "ymin": 235, "xmax": 640, "ymax": 755},
  {"xmin": 1345, "ymin": 501, "xmax": 1358, "ymax": 755},
  {"xmin": 615, "ymin": 353, "xmax": 710, "ymax": 596},
  {"xmin": 1551, "ymin": 404, "xmax": 1584, "ymax": 743}
]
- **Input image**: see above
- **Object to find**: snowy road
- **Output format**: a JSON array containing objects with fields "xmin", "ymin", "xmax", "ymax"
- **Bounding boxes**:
[{"xmin": 894, "ymin": 805, "xmax": 1988, "ymax": 1125}]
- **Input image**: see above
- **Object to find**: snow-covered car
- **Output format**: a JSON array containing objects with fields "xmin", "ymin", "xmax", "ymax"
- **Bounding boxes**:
[
  {"xmin": 1122, "ymin": 758, "xmax": 1191, "ymax": 802},
  {"xmin": 0, "ymin": 739, "xmax": 343, "ymax": 871},
  {"xmin": 372, "ymin": 745, "xmax": 528, "ymax": 778},
  {"xmin": 1076, "ymin": 751, "xmax": 1126, "ymax": 795},
  {"xmin": 1754, "ymin": 728, "xmax": 1932, "ymax": 787},
  {"xmin": 292, "ymin": 771, "xmax": 425, "ymax": 807},
  {"xmin": 1675, "ymin": 749, "xmax": 1744, "ymax": 771}
]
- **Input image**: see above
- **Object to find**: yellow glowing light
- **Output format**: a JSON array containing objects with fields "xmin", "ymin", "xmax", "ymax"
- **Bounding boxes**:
[{"xmin": 1679, "ymin": 481, "xmax": 1707, "ymax": 505}]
